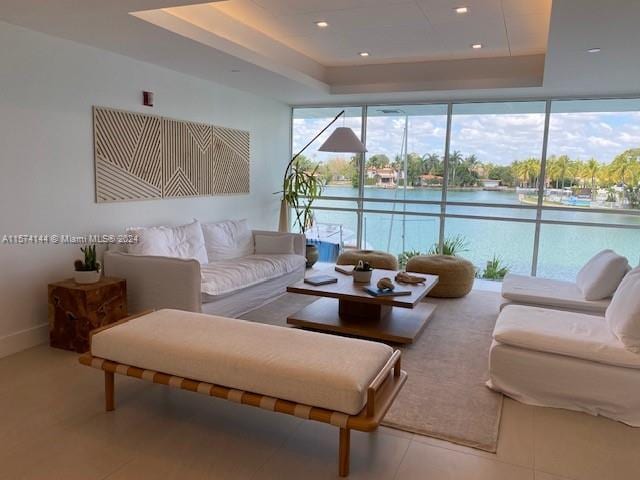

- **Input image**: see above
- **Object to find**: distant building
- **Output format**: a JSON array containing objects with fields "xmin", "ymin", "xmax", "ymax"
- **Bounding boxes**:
[
  {"xmin": 419, "ymin": 174, "xmax": 443, "ymax": 186},
  {"xmin": 480, "ymin": 179, "xmax": 500, "ymax": 188},
  {"xmin": 366, "ymin": 167, "xmax": 398, "ymax": 187}
]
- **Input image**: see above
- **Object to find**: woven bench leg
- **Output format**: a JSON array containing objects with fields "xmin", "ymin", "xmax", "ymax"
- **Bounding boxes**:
[
  {"xmin": 339, "ymin": 428, "xmax": 350, "ymax": 477},
  {"xmin": 105, "ymin": 371, "xmax": 115, "ymax": 412}
]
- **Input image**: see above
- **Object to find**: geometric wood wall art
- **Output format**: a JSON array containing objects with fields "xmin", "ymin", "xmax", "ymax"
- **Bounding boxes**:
[
  {"xmin": 93, "ymin": 108, "xmax": 162, "ymax": 202},
  {"xmin": 93, "ymin": 106, "xmax": 251, "ymax": 203},
  {"xmin": 162, "ymin": 119, "xmax": 214, "ymax": 198},
  {"xmin": 214, "ymin": 127, "xmax": 251, "ymax": 195}
]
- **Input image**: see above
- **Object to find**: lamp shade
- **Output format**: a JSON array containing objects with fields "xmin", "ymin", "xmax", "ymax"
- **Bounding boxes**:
[{"xmin": 318, "ymin": 127, "xmax": 367, "ymax": 153}]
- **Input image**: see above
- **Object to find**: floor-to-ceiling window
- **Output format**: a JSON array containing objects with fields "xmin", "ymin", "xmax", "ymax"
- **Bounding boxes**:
[
  {"xmin": 291, "ymin": 98, "xmax": 640, "ymax": 280},
  {"xmin": 362, "ymin": 105, "xmax": 447, "ymax": 260},
  {"xmin": 445, "ymin": 101, "xmax": 545, "ymax": 276},
  {"xmin": 292, "ymin": 107, "xmax": 362, "ymax": 248},
  {"xmin": 537, "ymin": 98, "xmax": 640, "ymax": 279}
]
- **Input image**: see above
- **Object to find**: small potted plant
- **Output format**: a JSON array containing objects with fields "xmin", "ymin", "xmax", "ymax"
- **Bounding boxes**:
[
  {"xmin": 352, "ymin": 260, "xmax": 373, "ymax": 283},
  {"xmin": 74, "ymin": 244, "xmax": 102, "ymax": 284}
]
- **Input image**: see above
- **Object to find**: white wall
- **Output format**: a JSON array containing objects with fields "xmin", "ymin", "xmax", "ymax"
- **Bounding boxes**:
[{"xmin": 0, "ymin": 21, "xmax": 291, "ymax": 357}]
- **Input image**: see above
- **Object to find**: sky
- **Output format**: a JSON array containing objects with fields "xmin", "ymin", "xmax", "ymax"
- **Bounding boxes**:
[{"xmin": 293, "ymin": 109, "xmax": 640, "ymax": 166}]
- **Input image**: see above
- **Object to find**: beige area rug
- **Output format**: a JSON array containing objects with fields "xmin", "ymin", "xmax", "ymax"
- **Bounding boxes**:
[{"xmin": 240, "ymin": 290, "xmax": 504, "ymax": 452}]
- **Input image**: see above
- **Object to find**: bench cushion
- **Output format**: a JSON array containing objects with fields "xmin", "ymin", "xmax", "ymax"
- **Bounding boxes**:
[
  {"xmin": 494, "ymin": 305, "xmax": 640, "ymax": 369},
  {"xmin": 91, "ymin": 309, "xmax": 393, "ymax": 415},
  {"xmin": 501, "ymin": 274, "xmax": 610, "ymax": 314}
]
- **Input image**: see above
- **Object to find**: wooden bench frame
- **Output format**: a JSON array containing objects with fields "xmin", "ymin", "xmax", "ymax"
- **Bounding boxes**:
[{"xmin": 79, "ymin": 311, "xmax": 407, "ymax": 477}]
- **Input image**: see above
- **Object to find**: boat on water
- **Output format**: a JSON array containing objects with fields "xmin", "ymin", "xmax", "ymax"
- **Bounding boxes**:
[{"xmin": 561, "ymin": 196, "xmax": 591, "ymax": 207}]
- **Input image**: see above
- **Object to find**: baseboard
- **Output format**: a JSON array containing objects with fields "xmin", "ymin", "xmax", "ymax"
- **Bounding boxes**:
[{"xmin": 0, "ymin": 323, "xmax": 48, "ymax": 359}]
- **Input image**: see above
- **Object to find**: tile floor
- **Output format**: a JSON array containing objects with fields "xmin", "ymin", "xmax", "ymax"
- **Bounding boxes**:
[{"xmin": 0, "ymin": 344, "xmax": 638, "ymax": 480}]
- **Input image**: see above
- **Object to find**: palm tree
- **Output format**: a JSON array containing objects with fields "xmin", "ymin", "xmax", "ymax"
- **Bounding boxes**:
[
  {"xmin": 611, "ymin": 156, "xmax": 627, "ymax": 184},
  {"xmin": 610, "ymin": 150, "xmax": 640, "ymax": 185},
  {"xmin": 555, "ymin": 155, "xmax": 570, "ymax": 189},
  {"xmin": 448, "ymin": 150, "xmax": 463, "ymax": 186},
  {"xmin": 523, "ymin": 158, "xmax": 540, "ymax": 188},
  {"xmin": 422, "ymin": 153, "xmax": 441, "ymax": 174},
  {"xmin": 511, "ymin": 160, "xmax": 523, "ymax": 187},
  {"xmin": 583, "ymin": 158, "xmax": 600, "ymax": 199}
]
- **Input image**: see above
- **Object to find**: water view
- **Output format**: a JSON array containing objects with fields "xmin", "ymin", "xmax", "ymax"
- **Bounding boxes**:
[
  {"xmin": 294, "ymin": 99, "xmax": 640, "ymax": 282},
  {"xmin": 311, "ymin": 185, "xmax": 640, "ymax": 281}
]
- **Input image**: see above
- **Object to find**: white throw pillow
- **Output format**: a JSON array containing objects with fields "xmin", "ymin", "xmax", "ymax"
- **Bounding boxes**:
[
  {"xmin": 606, "ymin": 267, "xmax": 640, "ymax": 353},
  {"xmin": 576, "ymin": 249, "xmax": 629, "ymax": 300},
  {"xmin": 201, "ymin": 219, "xmax": 254, "ymax": 261},
  {"xmin": 254, "ymin": 234, "xmax": 294, "ymax": 255},
  {"xmin": 127, "ymin": 220, "xmax": 208, "ymax": 264}
]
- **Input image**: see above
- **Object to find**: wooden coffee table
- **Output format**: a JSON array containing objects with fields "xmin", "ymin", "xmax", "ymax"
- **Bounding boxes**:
[{"xmin": 286, "ymin": 269, "xmax": 439, "ymax": 344}]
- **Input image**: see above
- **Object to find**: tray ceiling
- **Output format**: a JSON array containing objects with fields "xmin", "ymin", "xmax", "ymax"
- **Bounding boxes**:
[{"xmin": 178, "ymin": 0, "xmax": 551, "ymax": 66}]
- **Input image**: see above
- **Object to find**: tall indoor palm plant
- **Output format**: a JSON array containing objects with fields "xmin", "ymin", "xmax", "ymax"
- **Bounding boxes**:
[
  {"xmin": 282, "ymin": 160, "xmax": 324, "ymax": 236},
  {"xmin": 277, "ymin": 110, "xmax": 366, "ymax": 267}
]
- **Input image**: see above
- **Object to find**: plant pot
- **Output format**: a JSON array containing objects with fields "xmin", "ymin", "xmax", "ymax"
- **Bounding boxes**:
[
  {"xmin": 74, "ymin": 270, "xmax": 101, "ymax": 284},
  {"xmin": 305, "ymin": 243, "xmax": 319, "ymax": 268},
  {"xmin": 352, "ymin": 269, "xmax": 373, "ymax": 284}
]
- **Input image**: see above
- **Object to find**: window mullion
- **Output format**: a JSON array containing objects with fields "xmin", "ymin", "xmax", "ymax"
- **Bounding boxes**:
[{"xmin": 531, "ymin": 99, "xmax": 552, "ymax": 276}]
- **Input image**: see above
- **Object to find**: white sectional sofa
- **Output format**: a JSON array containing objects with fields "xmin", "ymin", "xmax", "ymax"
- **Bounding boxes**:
[
  {"xmin": 501, "ymin": 249, "xmax": 631, "ymax": 315},
  {"xmin": 500, "ymin": 274, "xmax": 611, "ymax": 315},
  {"xmin": 104, "ymin": 220, "xmax": 306, "ymax": 318},
  {"xmin": 489, "ymin": 266, "xmax": 640, "ymax": 426},
  {"xmin": 488, "ymin": 305, "xmax": 640, "ymax": 426}
]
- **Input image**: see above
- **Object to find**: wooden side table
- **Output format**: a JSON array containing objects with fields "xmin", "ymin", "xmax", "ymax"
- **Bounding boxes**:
[{"xmin": 48, "ymin": 277, "xmax": 127, "ymax": 353}]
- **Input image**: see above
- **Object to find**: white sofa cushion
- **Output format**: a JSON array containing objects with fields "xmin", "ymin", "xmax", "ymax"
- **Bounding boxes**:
[
  {"xmin": 501, "ymin": 274, "xmax": 610, "ymax": 314},
  {"xmin": 127, "ymin": 220, "xmax": 208, "ymax": 264},
  {"xmin": 606, "ymin": 267, "xmax": 640, "ymax": 353},
  {"xmin": 202, "ymin": 219, "xmax": 254, "ymax": 261},
  {"xmin": 201, "ymin": 254, "xmax": 305, "ymax": 297},
  {"xmin": 254, "ymin": 234, "xmax": 295, "ymax": 255},
  {"xmin": 576, "ymin": 249, "xmax": 629, "ymax": 300},
  {"xmin": 91, "ymin": 309, "xmax": 393, "ymax": 415},
  {"xmin": 494, "ymin": 305, "xmax": 640, "ymax": 369}
]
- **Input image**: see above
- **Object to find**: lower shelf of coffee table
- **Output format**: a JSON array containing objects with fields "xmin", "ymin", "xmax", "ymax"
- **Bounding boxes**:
[{"xmin": 286, "ymin": 297, "xmax": 437, "ymax": 344}]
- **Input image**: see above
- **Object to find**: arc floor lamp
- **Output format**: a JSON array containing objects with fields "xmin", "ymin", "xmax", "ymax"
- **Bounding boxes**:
[{"xmin": 278, "ymin": 110, "xmax": 367, "ymax": 232}]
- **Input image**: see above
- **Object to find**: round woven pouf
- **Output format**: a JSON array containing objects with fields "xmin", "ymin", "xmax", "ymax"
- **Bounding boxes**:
[
  {"xmin": 337, "ymin": 249, "xmax": 399, "ymax": 271},
  {"xmin": 406, "ymin": 255, "xmax": 475, "ymax": 298}
]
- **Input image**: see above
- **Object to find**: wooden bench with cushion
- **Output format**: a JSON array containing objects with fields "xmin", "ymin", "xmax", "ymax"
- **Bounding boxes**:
[{"xmin": 79, "ymin": 309, "xmax": 407, "ymax": 477}]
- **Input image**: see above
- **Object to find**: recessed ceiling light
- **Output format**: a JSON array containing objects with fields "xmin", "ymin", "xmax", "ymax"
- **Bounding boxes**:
[
  {"xmin": 587, "ymin": 47, "xmax": 601, "ymax": 53},
  {"xmin": 315, "ymin": 21, "xmax": 329, "ymax": 28},
  {"xmin": 454, "ymin": 6, "xmax": 469, "ymax": 13},
  {"xmin": 359, "ymin": 52, "xmax": 370, "ymax": 57},
  {"xmin": 471, "ymin": 43, "xmax": 483, "ymax": 49}
]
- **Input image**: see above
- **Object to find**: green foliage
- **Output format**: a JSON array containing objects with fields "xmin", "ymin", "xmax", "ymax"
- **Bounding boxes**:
[
  {"xmin": 428, "ymin": 235, "xmax": 469, "ymax": 256},
  {"xmin": 354, "ymin": 260, "xmax": 372, "ymax": 272},
  {"xmin": 366, "ymin": 154, "xmax": 390, "ymax": 169},
  {"xmin": 323, "ymin": 144, "xmax": 640, "ymax": 207},
  {"xmin": 290, "ymin": 154, "xmax": 315, "ymax": 172},
  {"xmin": 75, "ymin": 244, "xmax": 101, "ymax": 272},
  {"xmin": 398, "ymin": 249, "xmax": 423, "ymax": 269},
  {"xmin": 487, "ymin": 164, "xmax": 516, "ymax": 186},
  {"xmin": 281, "ymin": 157, "xmax": 325, "ymax": 235},
  {"xmin": 478, "ymin": 255, "xmax": 510, "ymax": 280}
]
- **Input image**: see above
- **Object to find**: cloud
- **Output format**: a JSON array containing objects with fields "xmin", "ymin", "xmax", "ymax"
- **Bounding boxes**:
[
  {"xmin": 293, "ymin": 108, "xmax": 640, "ymax": 166},
  {"xmin": 587, "ymin": 136, "xmax": 621, "ymax": 148}
]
